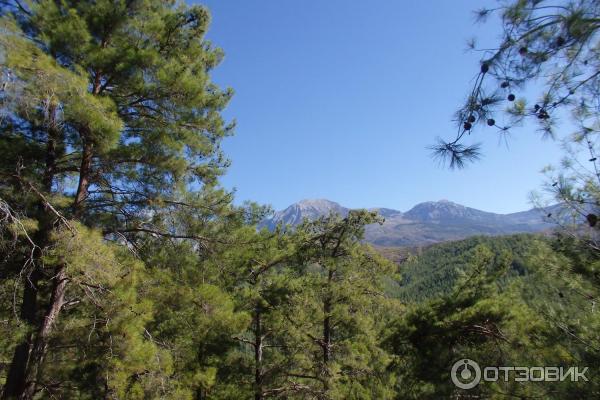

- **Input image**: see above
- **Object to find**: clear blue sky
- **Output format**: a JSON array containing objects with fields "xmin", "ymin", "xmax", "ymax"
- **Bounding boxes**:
[{"xmin": 193, "ymin": 0, "xmax": 564, "ymax": 214}]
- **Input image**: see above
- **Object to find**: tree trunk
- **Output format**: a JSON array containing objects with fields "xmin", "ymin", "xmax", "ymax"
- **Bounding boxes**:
[
  {"xmin": 323, "ymin": 269, "xmax": 333, "ymax": 364},
  {"xmin": 2, "ymin": 115, "xmax": 60, "ymax": 400},
  {"xmin": 2, "ymin": 220, "xmax": 59, "ymax": 400},
  {"xmin": 42, "ymin": 118, "xmax": 58, "ymax": 192},
  {"xmin": 254, "ymin": 306, "xmax": 263, "ymax": 400},
  {"xmin": 1, "ymin": 269, "xmax": 40, "ymax": 400},
  {"xmin": 320, "ymin": 268, "xmax": 334, "ymax": 393},
  {"xmin": 21, "ymin": 264, "xmax": 68, "ymax": 400},
  {"xmin": 73, "ymin": 138, "xmax": 93, "ymax": 216},
  {"xmin": 72, "ymin": 73, "xmax": 100, "ymax": 217},
  {"xmin": 323, "ymin": 305, "xmax": 331, "ymax": 364}
]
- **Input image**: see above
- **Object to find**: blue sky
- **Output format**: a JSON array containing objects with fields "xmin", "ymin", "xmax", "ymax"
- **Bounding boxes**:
[{"xmin": 194, "ymin": 0, "xmax": 564, "ymax": 214}]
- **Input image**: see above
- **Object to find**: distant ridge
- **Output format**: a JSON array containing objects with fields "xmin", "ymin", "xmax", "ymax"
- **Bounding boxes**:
[{"xmin": 260, "ymin": 199, "xmax": 560, "ymax": 246}]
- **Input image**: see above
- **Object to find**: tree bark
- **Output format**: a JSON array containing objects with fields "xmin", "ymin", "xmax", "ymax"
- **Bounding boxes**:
[
  {"xmin": 320, "ymin": 268, "xmax": 334, "ymax": 394},
  {"xmin": 254, "ymin": 306, "xmax": 263, "ymax": 400},
  {"xmin": 1, "ymin": 269, "xmax": 40, "ymax": 400},
  {"xmin": 323, "ymin": 269, "xmax": 333, "ymax": 364},
  {"xmin": 73, "ymin": 138, "xmax": 93, "ymax": 217},
  {"xmin": 21, "ymin": 264, "xmax": 68, "ymax": 400},
  {"xmin": 323, "ymin": 306, "xmax": 331, "ymax": 364}
]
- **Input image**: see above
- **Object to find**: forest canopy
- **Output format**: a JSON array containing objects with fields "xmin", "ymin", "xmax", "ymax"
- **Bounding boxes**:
[{"xmin": 0, "ymin": 0, "xmax": 599, "ymax": 399}]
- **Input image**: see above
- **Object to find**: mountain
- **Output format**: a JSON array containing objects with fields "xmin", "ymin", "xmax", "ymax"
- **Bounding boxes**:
[
  {"xmin": 402, "ymin": 200, "xmax": 503, "ymax": 224},
  {"xmin": 261, "ymin": 199, "xmax": 557, "ymax": 246},
  {"xmin": 259, "ymin": 199, "xmax": 349, "ymax": 231}
]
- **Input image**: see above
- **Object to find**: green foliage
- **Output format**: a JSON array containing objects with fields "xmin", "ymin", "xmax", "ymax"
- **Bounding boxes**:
[
  {"xmin": 393, "ymin": 234, "xmax": 534, "ymax": 302},
  {"xmin": 1, "ymin": 1, "xmax": 600, "ymax": 399},
  {"xmin": 279, "ymin": 211, "xmax": 398, "ymax": 399},
  {"xmin": 388, "ymin": 234, "xmax": 600, "ymax": 399}
]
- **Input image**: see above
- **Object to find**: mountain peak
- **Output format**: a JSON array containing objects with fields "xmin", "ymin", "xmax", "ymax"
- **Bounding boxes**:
[
  {"xmin": 295, "ymin": 199, "xmax": 341, "ymax": 209},
  {"xmin": 404, "ymin": 200, "xmax": 489, "ymax": 222},
  {"xmin": 260, "ymin": 199, "xmax": 348, "ymax": 230},
  {"xmin": 260, "ymin": 199, "xmax": 555, "ymax": 247},
  {"xmin": 419, "ymin": 199, "xmax": 462, "ymax": 207}
]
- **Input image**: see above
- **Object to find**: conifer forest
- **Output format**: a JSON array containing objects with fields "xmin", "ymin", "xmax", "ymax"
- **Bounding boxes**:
[{"xmin": 1, "ymin": 1, "xmax": 600, "ymax": 399}]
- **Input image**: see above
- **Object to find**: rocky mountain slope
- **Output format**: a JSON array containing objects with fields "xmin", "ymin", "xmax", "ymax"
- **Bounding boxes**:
[{"xmin": 261, "ymin": 199, "xmax": 558, "ymax": 246}]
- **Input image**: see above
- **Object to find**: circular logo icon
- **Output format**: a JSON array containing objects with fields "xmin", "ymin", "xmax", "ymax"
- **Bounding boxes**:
[{"xmin": 451, "ymin": 359, "xmax": 481, "ymax": 389}]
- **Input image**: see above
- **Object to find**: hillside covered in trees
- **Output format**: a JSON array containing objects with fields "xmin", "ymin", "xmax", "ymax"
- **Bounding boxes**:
[{"xmin": 1, "ymin": 0, "xmax": 600, "ymax": 399}]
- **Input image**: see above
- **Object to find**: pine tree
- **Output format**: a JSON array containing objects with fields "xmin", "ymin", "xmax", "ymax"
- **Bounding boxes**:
[
  {"xmin": 206, "ymin": 227, "xmax": 299, "ymax": 399},
  {"xmin": 284, "ymin": 210, "xmax": 398, "ymax": 399},
  {"xmin": 0, "ymin": 1, "xmax": 235, "ymax": 398}
]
